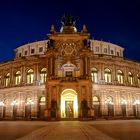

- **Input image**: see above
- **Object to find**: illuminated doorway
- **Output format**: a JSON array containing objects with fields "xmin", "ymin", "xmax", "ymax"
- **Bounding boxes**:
[{"xmin": 61, "ymin": 89, "xmax": 78, "ymax": 118}]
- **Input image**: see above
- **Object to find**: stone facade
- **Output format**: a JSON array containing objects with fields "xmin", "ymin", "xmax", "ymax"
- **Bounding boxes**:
[{"xmin": 0, "ymin": 16, "xmax": 140, "ymax": 120}]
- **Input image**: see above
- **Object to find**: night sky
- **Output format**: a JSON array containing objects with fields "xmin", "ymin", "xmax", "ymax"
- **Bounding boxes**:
[{"xmin": 0, "ymin": 0, "xmax": 140, "ymax": 62}]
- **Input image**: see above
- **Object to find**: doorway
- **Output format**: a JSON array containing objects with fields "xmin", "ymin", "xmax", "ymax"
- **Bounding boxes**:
[{"xmin": 61, "ymin": 89, "xmax": 78, "ymax": 118}]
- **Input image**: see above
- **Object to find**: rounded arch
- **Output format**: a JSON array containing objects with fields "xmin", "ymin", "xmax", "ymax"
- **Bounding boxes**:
[
  {"xmin": 40, "ymin": 96, "xmax": 46, "ymax": 102},
  {"xmin": 27, "ymin": 69, "xmax": 33, "ymax": 73},
  {"xmin": 16, "ymin": 71, "xmax": 21, "ymax": 75},
  {"xmin": 105, "ymin": 68, "xmax": 111, "ymax": 72},
  {"xmin": 41, "ymin": 68, "xmax": 47, "ymax": 72},
  {"xmin": 61, "ymin": 89, "xmax": 78, "ymax": 118},
  {"xmin": 61, "ymin": 88, "xmax": 77, "ymax": 95},
  {"xmin": 128, "ymin": 71, "xmax": 132, "ymax": 75},
  {"xmin": 105, "ymin": 96, "xmax": 113, "ymax": 102},
  {"xmin": 6, "ymin": 73, "xmax": 10, "ymax": 77},
  {"xmin": 118, "ymin": 70, "xmax": 123, "ymax": 74},
  {"xmin": 93, "ymin": 96, "xmax": 100, "ymax": 117},
  {"xmin": 93, "ymin": 96, "xmax": 99, "ymax": 102},
  {"xmin": 91, "ymin": 67, "xmax": 98, "ymax": 72}
]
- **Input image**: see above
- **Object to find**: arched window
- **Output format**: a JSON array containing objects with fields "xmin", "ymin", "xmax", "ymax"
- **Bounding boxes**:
[
  {"xmin": 39, "ymin": 97, "xmax": 46, "ymax": 105},
  {"xmin": 105, "ymin": 96, "xmax": 113, "ymax": 102},
  {"xmin": 5, "ymin": 73, "xmax": 10, "ymax": 87},
  {"xmin": 25, "ymin": 98, "xmax": 34, "ymax": 118},
  {"xmin": 104, "ymin": 68, "xmax": 111, "ymax": 83},
  {"xmin": 91, "ymin": 68, "xmax": 98, "ymax": 83},
  {"xmin": 120, "ymin": 97, "xmax": 127, "ymax": 116},
  {"xmin": 93, "ymin": 96, "xmax": 100, "ymax": 117},
  {"xmin": 137, "ymin": 74, "xmax": 140, "ymax": 86},
  {"xmin": 93, "ymin": 96, "xmax": 99, "ymax": 103},
  {"xmin": 27, "ymin": 69, "xmax": 34, "ymax": 84},
  {"xmin": 117, "ymin": 70, "xmax": 124, "ymax": 84},
  {"xmin": 128, "ymin": 72, "xmax": 133, "ymax": 85},
  {"xmin": 40, "ymin": 68, "xmax": 47, "ymax": 84},
  {"xmin": 38, "ymin": 96, "xmax": 46, "ymax": 118},
  {"xmin": 15, "ymin": 71, "xmax": 21, "ymax": 85},
  {"xmin": 105, "ymin": 96, "xmax": 114, "ymax": 116}
]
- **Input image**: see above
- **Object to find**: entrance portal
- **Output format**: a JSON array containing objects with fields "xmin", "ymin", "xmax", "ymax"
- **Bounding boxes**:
[{"xmin": 61, "ymin": 89, "xmax": 78, "ymax": 118}]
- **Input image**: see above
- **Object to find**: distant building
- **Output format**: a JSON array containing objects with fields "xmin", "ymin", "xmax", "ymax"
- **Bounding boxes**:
[{"xmin": 0, "ymin": 15, "xmax": 140, "ymax": 120}]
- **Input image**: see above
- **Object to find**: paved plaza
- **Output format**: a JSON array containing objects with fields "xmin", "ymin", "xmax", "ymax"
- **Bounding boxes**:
[{"xmin": 0, "ymin": 120, "xmax": 140, "ymax": 140}]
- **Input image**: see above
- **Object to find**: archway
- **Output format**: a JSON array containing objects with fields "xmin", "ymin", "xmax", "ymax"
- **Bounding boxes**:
[{"xmin": 61, "ymin": 89, "xmax": 78, "ymax": 118}]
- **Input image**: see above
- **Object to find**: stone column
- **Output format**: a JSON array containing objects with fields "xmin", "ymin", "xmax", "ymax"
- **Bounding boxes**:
[
  {"xmin": 10, "ymin": 66, "xmax": 14, "ymax": 87},
  {"xmin": 36, "ymin": 63, "xmax": 39, "ymax": 81}
]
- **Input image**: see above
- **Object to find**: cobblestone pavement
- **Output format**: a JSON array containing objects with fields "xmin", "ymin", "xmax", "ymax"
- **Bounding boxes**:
[
  {"xmin": 17, "ymin": 121, "xmax": 115, "ymax": 140},
  {"xmin": 1, "ymin": 120, "xmax": 140, "ymax": 140}
]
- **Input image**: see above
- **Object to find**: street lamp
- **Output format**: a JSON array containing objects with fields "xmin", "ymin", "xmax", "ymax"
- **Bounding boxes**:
[
  {"xmin": 105, "ymin": 99, "xmax": 114, "ymax": 117},
  {"xmin": 121, "ymin": 99, "xmax": 127, "ymax": 117},
  {"xmin": 133, "ymin": 100, "xmax": 140, "ymax": 118},
  {"xmin": 26, "ymin": 99, "xmax": 34, "ymax": 119},
  {"xmin": 11, "ymin": 100, "xmax": 19, "ymax": 119},
  {"xmin": 0, "ymin": 101, "xmax": 5, "ymax": 118}
]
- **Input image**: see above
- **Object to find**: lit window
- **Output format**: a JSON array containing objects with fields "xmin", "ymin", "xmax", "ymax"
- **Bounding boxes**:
[
  {"xmin": 93, "ymin": 96, "xmax": 100, "ymax": 105},
  {"xmin": 117, "ymin": 70, "xmax": 124, "ymax": 84},
  {"xmin": 105, "ymin": 96, "xmax": 113, "ymax": 103},
  {"xmin": 5, "ymin": 73, "xmax": 10, "ymax": 87},
  {"xmin": 40, "ymin": 68, "xmax": 47, "ymax": 83},
  {"xmin": 15, "ymin": 71, "xmax": 21, "ymax": 85},
  {"xmin": 27, "ymin": 69, "xmax": 34, "ymax": 84},
  {"xmin": 104, "ymin": 68, "xmax": 111, "ymax": 83},
  {"xmin": 128, "ymin": 72, "xmax": 133, "ymax": 85},
  {"xmin": 39, "ymin": 97, "xmax": 46, "ymax": 105},
  {"xmin": 93, "ymin": 96, "xmax": 99, "ymax": 102},
  {"xmin": 91, "ymin": 68, "xmax": 98, "ymax": 83}
]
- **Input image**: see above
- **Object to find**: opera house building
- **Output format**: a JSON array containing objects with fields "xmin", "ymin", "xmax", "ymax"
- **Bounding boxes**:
[{"xmin": 0, "ymin": 16, "xmax": 140, "ymax": 120}]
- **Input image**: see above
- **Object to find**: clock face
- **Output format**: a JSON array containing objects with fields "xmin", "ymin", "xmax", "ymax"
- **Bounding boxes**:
[{"xmin": 60, "ymin": 42, "xmax": 78, "ymax": 57}]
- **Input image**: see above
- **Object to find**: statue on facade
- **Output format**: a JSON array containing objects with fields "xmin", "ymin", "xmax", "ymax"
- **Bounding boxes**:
[
  {"xmin": 60, "ymin": 14, "xmax": 77, "ymax": 33},
  {"xmin": 61, "ymin": 14, "xmax": 76, "ymax": 27}
]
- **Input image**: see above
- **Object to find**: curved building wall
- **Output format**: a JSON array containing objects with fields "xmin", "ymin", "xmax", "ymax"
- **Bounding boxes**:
[
  {"xmin": 15, "ymin": 40, "xmax": 48, "ymax": 58},
  {"xmin": 0, "ymin": 37, "xmax": 140, "ymax": 119}
]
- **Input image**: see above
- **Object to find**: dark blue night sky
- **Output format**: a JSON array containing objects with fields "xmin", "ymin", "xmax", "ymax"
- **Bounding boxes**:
[{"xmin": 0, "ymin": 0, "xmax": 140, "ymax": 62}]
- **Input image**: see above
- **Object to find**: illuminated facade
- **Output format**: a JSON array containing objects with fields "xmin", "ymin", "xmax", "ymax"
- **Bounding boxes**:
[{"xmin": 0, "ymin": 15, "xmax": 140, "ymax": 120}]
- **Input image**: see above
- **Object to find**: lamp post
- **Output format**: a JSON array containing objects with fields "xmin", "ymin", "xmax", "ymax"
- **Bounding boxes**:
[
  {"xmin": 105, "ymin": 99, "xmax": 114, "ymax": 118},
  {"xmin": 133, "ymin": 100, "xmax": 140, "ymax": 118},
  {"xmin": 26, "ymin": 99, "xmax": 34, "ymax": 119},
  {"xmin": 0, "ymin": 101, "xmax": 5, "ymax": 119},
  {"xmin": 121, "ymin": 99, "xmax": 127, "ymax": 117},
  {"xmin": 11, "ymin": 100, "xmax": 19, "ymax": 119}
]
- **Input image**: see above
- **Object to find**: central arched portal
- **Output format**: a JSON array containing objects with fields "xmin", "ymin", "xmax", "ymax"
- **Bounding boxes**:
[{"xmin": 61, "ymin": 89, "xmax": 78, "ymax": 118}]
